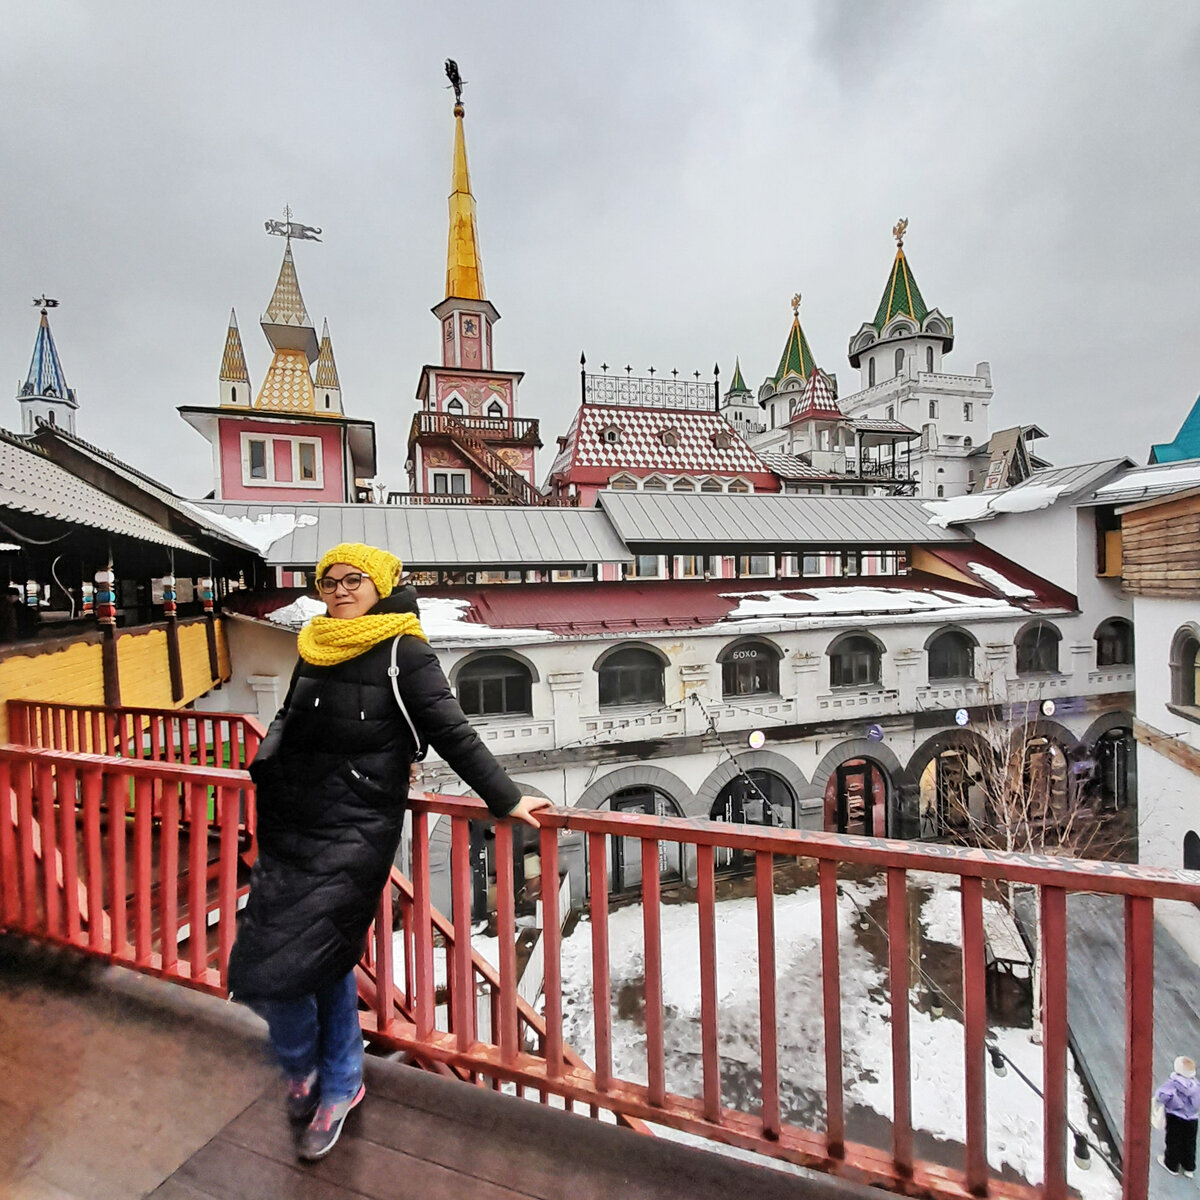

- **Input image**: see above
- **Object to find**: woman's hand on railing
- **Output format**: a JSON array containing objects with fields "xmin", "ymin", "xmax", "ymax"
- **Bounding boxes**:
[{"xmin": 507, "ymin": 795, "xmax": 553, "ymax": 828}]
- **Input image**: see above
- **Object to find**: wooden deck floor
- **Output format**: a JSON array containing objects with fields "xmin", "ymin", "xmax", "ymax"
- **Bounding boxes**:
[{"xmin": 0, "ymin": 937, "xmax": 873, "ymax": 1200}]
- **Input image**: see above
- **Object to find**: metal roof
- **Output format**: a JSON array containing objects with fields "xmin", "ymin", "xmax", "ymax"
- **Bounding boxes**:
[
  {"xmin": 1089, "ymin": 459, "xmax": 1200, "ymax": 507},
  {"xmin": 32, "ymin": 425, "xmax": 258, "ymax": 551},
  {"xmin": 0, "ymin": 434, "xmax": 199, "ymax": 553},
  {"xmin": 1012, "ymin": 459, "xmax": 1130, "ymax": 500},
  {"xmin": 597, "ymin": 491, "xmax": 970, "ymax": 547},
  {"xmin": 197, "ymin": 503, "xmax": 632, "ymax": 568}
]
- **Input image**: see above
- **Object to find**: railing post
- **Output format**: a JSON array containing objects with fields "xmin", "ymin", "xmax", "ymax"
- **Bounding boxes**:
[
  {"xmin": 1123, "ymin": 895, "xmax": 1154, "ymax": 1200},
  {"xmin": 1040, "ymin": 886, "xmax": 1069, "ymax": 1200}
]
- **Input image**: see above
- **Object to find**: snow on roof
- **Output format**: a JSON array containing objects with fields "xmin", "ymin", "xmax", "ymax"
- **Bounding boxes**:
[
  {"xmin": 923, "ymin": 484, "xmax": 1071, "ymax": 528},
  {"xmin": 184, "ymin": 504, "xmax": 317, "ymax": 554},
  {"xmin": 965, "ymin": 561, "xmax": 1034, "ymax": 598},
  {"xmin": 266, "ymin": 595, "xmax": 327, "ymax": 627},
  {"xmin": 720, "ymin": 585, "xmax": 1027, "ymax": 627},
  {"xmin": 261, "ymin": 592, "xmax": 553, "ymax": 645},
  {"xmin": 1093, "ymin": 459, "xmax": 1200, "ymax": 504}
]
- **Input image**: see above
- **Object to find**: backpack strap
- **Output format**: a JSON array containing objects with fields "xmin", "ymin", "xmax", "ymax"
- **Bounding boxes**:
[{"xmin": 389, "ymin": 636, "xmax": 427, "ymax": 761}]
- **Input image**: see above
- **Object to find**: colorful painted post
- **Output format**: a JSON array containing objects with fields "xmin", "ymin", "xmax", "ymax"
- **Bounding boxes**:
[
  {"xmin": 93, "ymin": 568, "xmax": 116, "ymax": 626},
  {"xmin": 161, "ymin": 574, "xmax": 177, "ymax": 618}
]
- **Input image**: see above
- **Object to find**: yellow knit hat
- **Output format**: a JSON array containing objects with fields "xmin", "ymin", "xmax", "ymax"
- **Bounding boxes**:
[{"xmin": 315, "ymin": 543, "xmax": 403, "ymax": 599}]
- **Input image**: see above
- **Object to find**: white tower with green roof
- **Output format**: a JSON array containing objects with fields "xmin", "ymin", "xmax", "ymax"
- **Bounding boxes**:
[
  {"xmin": 840, "ymin": 220, "xmax": 993, "ymax": 499},
  {"xmin": 719, "ymin": 357, "xmax": 761, "ymax": 432}
]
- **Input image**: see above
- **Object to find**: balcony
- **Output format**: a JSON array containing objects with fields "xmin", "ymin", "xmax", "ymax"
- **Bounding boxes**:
[
  {"xmin": 1, "ymin": 699, "xmax": 1182, "ymax": 1200},
  {"xmin": 917, "ymin": 682, "xmax": 992, "ymax": 709},
  {"xmin": 411, "ymin": 412, "xmax": 542, "ymax": 446},
  {"xmin": 816, "ymin": 687, "xmax": 901, "ymax": 713},
  {"xmin": 386, "ymin": 491, "xmax": 579, "ymax": 507}
]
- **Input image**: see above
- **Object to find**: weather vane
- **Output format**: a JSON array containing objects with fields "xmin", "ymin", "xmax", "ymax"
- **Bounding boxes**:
[
  {"xmin": 264, "ymin": 204, "xmax": 322, "ymax": 242},
  {"xmin": 445, "ymin": 59, "xmax": 465, "ymax": 111},
  {"xmin": 32, "ymin": 295, "xmax": 59, "ymax": 314},
  {"xmin": 893, "ymin": 217, "xmax": 908, "ymax": 247},
  {"xmin": 791, "ymin": 292, "xmax": 802, "ymax": 317}
]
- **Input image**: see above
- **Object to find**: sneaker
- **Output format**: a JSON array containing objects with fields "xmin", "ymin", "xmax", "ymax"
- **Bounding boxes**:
[
  {"xmin": 297, "ymin": 1084, "xmax": 365, "ymax": 1161},
  {"xmin": 1185, "ymin": 1169, "xmax": 1195, "ymax": 1179},
  {"xmin": 1159, "ymin": 1155, "xmax": 1180, "ymax": 1176},
  {"xmin": 285, "ymin": 1071, "xmax": 319, "ymax": 1124}
]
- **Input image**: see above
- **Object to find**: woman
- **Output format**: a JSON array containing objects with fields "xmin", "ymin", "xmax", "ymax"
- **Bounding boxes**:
[{"xmin": 228, "ymin": 542, "xmax": 549, "ymax": 1162}]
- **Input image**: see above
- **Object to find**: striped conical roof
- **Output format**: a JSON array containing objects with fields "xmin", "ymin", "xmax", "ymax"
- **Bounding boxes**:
[{"xmin": 872, "ymin": 246, "xmax": 930, "ymax": 332}]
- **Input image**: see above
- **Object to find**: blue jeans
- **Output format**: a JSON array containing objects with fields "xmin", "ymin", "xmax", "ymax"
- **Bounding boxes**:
[{"xmin": 252, "ymin": 969, "xmax": 363, "ymax": 1103}]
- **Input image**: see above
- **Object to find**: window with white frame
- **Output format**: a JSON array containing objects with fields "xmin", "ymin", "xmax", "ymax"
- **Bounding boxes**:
[
  {"xmin": 431, "ymin": 471, "xmax": 469, "ymax": 495},
  {"xmin": 240, "ymin": 433, "xmax": 324, "ymax": 488}
]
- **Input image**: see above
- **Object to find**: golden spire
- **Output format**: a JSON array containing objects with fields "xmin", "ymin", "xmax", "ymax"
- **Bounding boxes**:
[
  {"xmin": 220, "ymin": 309, "xmax": 250, "ymax": 383},
  {"xmin": 265, "ymin": 241, "xmax": 312, "ymax": 327},
  {"xmin": 445, "ymin": 95, "xmax": 486, "ymax": 301}
]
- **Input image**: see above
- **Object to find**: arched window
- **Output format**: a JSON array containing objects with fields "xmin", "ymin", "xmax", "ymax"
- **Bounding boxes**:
[
  {"xmin": 1016, "ymin": 623, "xmax": 1061, "ymax": 675},
  {"xmin": 719, "ymin": 639, "xmax": 781, "ymax": 698},
  {"xmin": 868, "ymin": 357, "xmax": 876, "ymax": 387},
  {"xmin": 925, "ymin": 346, "xmax": 934, "ymax": 373},
  {"xmin": 47, "ymin": 411, "xmax": 56, "ymax": 427},
  {"xmin": 456, "ymin": 654, "xmax": 533, "ymax": 717},
  {"xmin": 230, "ymin": 386, "xmax": 238, "ymax": 405},
  {"xmin": 487, "ymin": 400, "xmax": 504, "ymax": 419},
  {"xmin": 1185, "ymin": 831, "xmax": 1200, "ymax": 871},
  {"xmin": 1171, "ymin": 626, "xmax": 1200, "ymax": 708},
  {"xmin": 927, "ymin": 629, "xmax": 976, "ymax": 680},
  {"xmin": 894, "ymin": 348, "xmax": 905, "ymax": 376},
  {"xmin": 324, "ymin": 392, "xmax": 332, "ymax": 409},
  {"xmin": 936, "ymin": 485, "xmax": 945, "ymax": 497},
  {"xmin": 929, "ymin": 399, "xmax": 939, "ymax": 419},
  {"xmin": 1095, "ymin": 618, "xmax": 1134, "ymax": 667},
  {"xmin": 828, "ymin": 633, "xmax": 882, "ymax": 688},
  {"xmin": 598, "ymin": 646, "xmax": 665, "ymax": 707},
  {"xmin": 446, "ymin": 397, "xmax": 464, "ymax": 415}
]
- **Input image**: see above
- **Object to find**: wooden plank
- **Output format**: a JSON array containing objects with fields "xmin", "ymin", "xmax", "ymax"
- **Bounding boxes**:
[{"xmin": 1135, "ymin": 718, "xmax": 1200, "ymax": 779}]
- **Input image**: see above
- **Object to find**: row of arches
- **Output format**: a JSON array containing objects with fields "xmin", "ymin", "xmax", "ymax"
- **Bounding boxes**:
[
  {"xmin": 451, "ymin": 619, "xmax": 1136, "ymax": 718},
  {"xmin": 567, "ymin": 714, "xmax": 1134, "ymax": 895}
]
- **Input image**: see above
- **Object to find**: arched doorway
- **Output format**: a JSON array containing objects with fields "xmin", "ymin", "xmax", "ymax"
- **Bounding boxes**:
[
  {"xmin": 825, "ymin": 759, "xmax": 888, "ymax": 837},
  {"xmin": 1094, "ymin": 728, "xmax": 1133, "ymax": 810},
  {"xmin": 1019, "ymin": 736, "xmax": 1069, "ymax": 818},
  {"xmin": 1185, "ymin": 831, "xmax": 1200, "ymax": 871},
  {"xmin": 710, "ymin": 770, "xmax": 796, "ymax": 873},
  {"xmin": 918, "ymin": 748, "xmax": 984, "ymax": 838},
  {"xmin": 604, "ymin": 786, "xmax": 683, "ymax": 896}
]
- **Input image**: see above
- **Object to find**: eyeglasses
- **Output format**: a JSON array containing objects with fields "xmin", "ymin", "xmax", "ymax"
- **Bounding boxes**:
[{"xmin": 317, "ymin": 572, "xmax": 365, "ymax": 594}]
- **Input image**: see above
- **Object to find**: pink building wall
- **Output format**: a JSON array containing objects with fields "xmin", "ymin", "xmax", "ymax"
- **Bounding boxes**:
[{"xmin": 216, "ymin": 415, "xmax": 345, "ymax": 502}]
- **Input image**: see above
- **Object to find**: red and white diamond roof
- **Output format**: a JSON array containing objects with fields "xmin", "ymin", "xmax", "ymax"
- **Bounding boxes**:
[
  {"xmin": 787, "ymin": 370, "xmax": 843, "ymax": 424},
  {"xmin": 547, "ymin": 403, "xmax": 776, "ymax": 487}
]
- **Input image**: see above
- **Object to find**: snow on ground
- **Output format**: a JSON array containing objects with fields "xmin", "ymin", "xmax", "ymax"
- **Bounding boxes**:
[
  {"xmin": 558, "ymin": 873, "xmax": 1118, "ymax": 1200},
  {"xmin": 924, "ymin": 484, "xmax": 1070, "ymax": 529},
  {"xmin": 966, "ymin": 561, "xmax": 1035, "ymax": 598},
  {"xmin": 184, "ymin": 504, "xmax": 317, "ymax": 553}
]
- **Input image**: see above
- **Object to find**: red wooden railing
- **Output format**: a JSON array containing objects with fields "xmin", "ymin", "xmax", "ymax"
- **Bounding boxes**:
[
  {"xmin": 369, "ymin": 793, "xmax": 1198, "ymax": 1200},
  {"xmin": 8, "ymin": 700, "xmax": 264, "ymax": 770},
  {"xmin": 2, "ymin": 727, "xmax": 1196, "ymax": 1200}
]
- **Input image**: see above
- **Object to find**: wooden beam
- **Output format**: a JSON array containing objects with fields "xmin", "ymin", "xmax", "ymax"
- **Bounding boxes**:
[{"xmin": 1134, "ymin": 717, "xmax": 1200, "ymax": 779}]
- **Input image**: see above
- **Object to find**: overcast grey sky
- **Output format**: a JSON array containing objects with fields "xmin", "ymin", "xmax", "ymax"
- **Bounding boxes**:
[{"xmin": 2, "ymin": 1, "xmax": 1199, "ymax": 498}]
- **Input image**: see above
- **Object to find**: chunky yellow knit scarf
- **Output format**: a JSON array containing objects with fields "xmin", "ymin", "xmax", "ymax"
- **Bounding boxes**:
[{"xmin": 297, "ymin": 612, "xmax": 427, "ymax": 667}]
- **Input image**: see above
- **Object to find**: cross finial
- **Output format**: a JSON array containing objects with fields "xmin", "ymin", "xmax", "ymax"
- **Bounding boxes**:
[
  {"xmin": 671, "ymin": 368, "xmax": 679, "ymax": 379},
  {"xmin": 791, "ymin": 292, "xmax": 802, "ymax": 317},
  {"xmin": 624, "ymin": 365, "xmax": 632, "ymax": 376},
  {"xmin": 648, "ymin": 366, "xmax": 656, "ymax": 377},
  {"xmin": 893, "ymin": 217, "xmax": 908, "ymax": 247}
]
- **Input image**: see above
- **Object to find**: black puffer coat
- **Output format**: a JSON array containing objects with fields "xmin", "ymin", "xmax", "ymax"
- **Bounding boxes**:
[{"xmin": 227, "ymin": 588, "xmax": 521, "ymax": 1001}]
